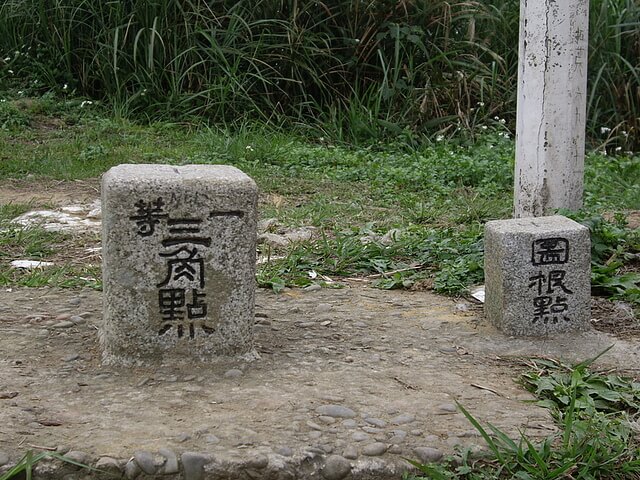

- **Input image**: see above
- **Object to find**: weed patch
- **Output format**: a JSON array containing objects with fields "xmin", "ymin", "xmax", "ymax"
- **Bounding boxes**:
[
  {"xmin": 564, "ymin": 212, "xmax": 640, "ymax": 307},
  {"xmin": 407, "ymin": 349, "xmax": 640, "ymax": 479},
  {"xmin": 257, "ymin": 224, "xmax": 484, "ymax": 294}
]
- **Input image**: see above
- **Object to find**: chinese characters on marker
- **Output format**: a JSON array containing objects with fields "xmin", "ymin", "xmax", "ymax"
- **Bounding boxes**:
[
  {"xmin": 130, "ymin": 198, "xmax": 216, "ymax": 338},
  {"xmin": 528, "ymin": 238, "xmax": 572, "ymax": 324}
]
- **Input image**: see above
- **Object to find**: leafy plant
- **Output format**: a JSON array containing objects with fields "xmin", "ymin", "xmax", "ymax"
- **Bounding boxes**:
[
  {"xmin": 407, "ymin": 349, "xmax": 640, "ymax": 479},
  {"xmin": 0, "ymin": 100, "xmax": 30, "ymax": 130},
  {"xmin": 521, "ymin": 347, "xmax": 640, "ymax": 415},
  {"xmin": 561, "ymin": 211, "xmax": 640, "ymax": 307}
]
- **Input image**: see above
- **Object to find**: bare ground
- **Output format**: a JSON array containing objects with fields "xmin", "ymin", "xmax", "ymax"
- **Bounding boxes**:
[
  {"xmin": 0, "ymin": 179, "xmax": 639, "ymax": 479},
  {"xmin": 1, "ymin": 284, "xmax": 639, "ymax": 479}
]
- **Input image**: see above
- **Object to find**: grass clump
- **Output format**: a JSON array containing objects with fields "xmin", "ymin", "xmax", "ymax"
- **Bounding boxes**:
[
  {"xmin": 0, "ymin": 100, "xmax": 30, "ymax": 130},
  {"xmin": 0, "ymin": 264, "xmax": 101, "ymax": 289},
  {"xmin": 257, "ymin": 224, "xmax": 484, "ymax": 294},
  {"xmin": 407, "ymin": 349, "xmax": 640, "ymax": 479},
  {"xmin": 0, "ymin": 450, "xmax": 105, "ymax": 480}
]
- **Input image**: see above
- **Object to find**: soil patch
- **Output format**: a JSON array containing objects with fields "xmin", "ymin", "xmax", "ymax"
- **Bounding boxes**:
[
  {"xmin": 591, "ymin": 296, "xmax": 640, "ymax": 339},
  {"xmin": 0, "ymin": 178, "xmax": 100, "ymax": 207}
]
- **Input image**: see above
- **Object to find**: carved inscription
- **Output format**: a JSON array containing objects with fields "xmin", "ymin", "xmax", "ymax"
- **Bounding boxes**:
[
  {"xmin": 129, "ymin": 198, "xmax": 241, "ymax": 339},
  {"xmin": 528, "ymin": 237, "xmax": 573, "ymax": 325}
]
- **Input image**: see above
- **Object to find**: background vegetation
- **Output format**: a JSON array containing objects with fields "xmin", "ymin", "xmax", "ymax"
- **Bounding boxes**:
[
  {"xmin": 0, "ymin": 3, "xmax": 638, "ymax": 477},
  {"xmin": 0, "ymin": 0, "xmax": 638, "ymax": 149}
]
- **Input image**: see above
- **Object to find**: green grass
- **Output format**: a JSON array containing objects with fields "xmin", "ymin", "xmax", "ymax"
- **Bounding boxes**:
[
  {"xmin": 257, "ymin": 224, "xmax": 485, "ymax": 294},
  {"xmin": 0, "ymin": 264, "xmax": 101, "ymax": 289},
  {"xmin": 0, "ymin": 450, "xmax": 104, "ymax": 480},
  {"xmin": 406, "ymin": 349, "xmax": 640, "ymax": 479},
  {"xmin": 0, "ymin": 202, "xmax": 101, "ymax": 289},
  {"xmin": 0, "ymin": 93, "xmax": 637, "ymax": 299}
]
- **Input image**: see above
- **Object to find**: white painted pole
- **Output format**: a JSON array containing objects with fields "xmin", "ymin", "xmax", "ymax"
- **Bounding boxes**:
[{"xmin": 514, "ymin": 0, "xmax": 589, "ymax": 217}]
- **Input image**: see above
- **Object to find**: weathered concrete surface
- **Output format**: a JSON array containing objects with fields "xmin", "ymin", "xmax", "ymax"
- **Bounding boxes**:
[
  {"xmin": 101, "ymin": 164, "xmax": 258, "ymax": 366},
  {"xmin": 514, "ymin": 0, "xmax": 589, "ymax": 216},
  {"xmin": 485, "ymin": 215, "xmax": 591, "ymax": 336},
  {"xmin": 1, "ymin": 285, "xmax": 638, "ymax": 479}
]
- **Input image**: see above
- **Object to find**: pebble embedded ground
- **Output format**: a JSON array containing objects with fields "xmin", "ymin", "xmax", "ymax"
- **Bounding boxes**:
[
  {"xmin": 1, "ymin": 189, "xmax": 638, "ymax": 478},
  {"xmin": 1, "ymin": 284, "xmax": 638, "ymax": 479}
]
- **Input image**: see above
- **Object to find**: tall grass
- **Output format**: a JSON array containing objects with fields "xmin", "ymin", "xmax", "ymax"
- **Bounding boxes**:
[
  {"xmin": 0, "ymin": 0, "xmax": 637, "ymax": 148},
  {"xmin": 588, "ymin": 0, "xmax": 640, "ymax": 151}
]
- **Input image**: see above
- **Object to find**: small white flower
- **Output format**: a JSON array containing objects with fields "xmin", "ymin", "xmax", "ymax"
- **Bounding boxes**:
[
  {"xmin": 615, "ymin": 146, "xmax": 622, "ymax": 152},
  {"xmin": 80, "ymin": 100, "xmax": 93, "ymax": 108},
  {"xmin": 63, "ymin": 84, "xmax": 68, "ymax": 90},
  {"xmin": 245, "ymin": 145, "xmax": 254, "ymax": 152},
  {"xmin": 499, "ymin": 118, "xmax": 506, "ymax": 124},
  {"xmin": 622, "ymin": 131, "xmax": 628, "ymax": 137},
  {"xmin": 600, "ymin": 127, "xmax": 611, "ymax": 134},
  {"xmin": 17, "ymin": 90, "xmax": 23, "ymax": 95},
  {"xmin": 436, "ymin": 134, "xmax": 444, "ymax": 142},
  {"xmin": 494, "ymin": 116, "xmax": 500, "ymax": 120},
  {"xmin": 481, "ymin": 125, "xmax": 488, "ymax": 130},
  {"xmin": 8, "ymin": 69, "xmax": 13, "ymax": 74},
  {"xmin": 477, "ymin": 102, "xmax": 485, "ymax": 107},
  {"xmin": 3, "ymin": 57, "xmax": 10, "ymax": 62}
]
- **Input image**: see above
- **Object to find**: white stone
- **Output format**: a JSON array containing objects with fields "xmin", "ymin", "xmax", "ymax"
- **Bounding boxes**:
[
  {"xmin": 470, "ymin": 285, "xmax": 485, "ymax": 303},
  {"xmin": 12, "ymin": 209, "xmax": 101, "ymax": 233},
  {"xmin": 514, "ymin": 0, "xmax": 589, "ymax": 217},
  {"xmin": 11, "ymin": 260, "xmax": 54, "ymax": 269}
]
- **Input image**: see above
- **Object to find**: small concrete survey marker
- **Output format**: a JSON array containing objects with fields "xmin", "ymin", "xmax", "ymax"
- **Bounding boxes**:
[
  {"xmin": 485, "ymin": 215, "xmax": 591, "ymax": 336},
  {"xmin": 101, "ymin": 164, "xmax": 257, "ymax": 365}
]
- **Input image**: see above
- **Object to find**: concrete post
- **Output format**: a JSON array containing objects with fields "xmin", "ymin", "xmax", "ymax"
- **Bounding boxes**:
[
  {"xmin": 101, "ymin": 164, "xmax": 258, "ymax": 366},
  {"xmin": 485, "ymin": 215, "xmax": 591, "ymax": 336},
  {"xmin": 514, "ymin": 0, "xmax": 589, "ymax": 217}
]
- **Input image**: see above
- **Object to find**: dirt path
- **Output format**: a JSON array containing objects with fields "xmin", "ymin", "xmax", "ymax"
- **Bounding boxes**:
[
  {"xmin": 0, "ymin": 179, "xmax": 638, "ymax": 479},
  {"xmin": 0, "ymin": 179, "xmax": 100, "ymax": 206},
  {"xmin": 0, "ymin": 284, "xmax": 638, "ymax": 479}
]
